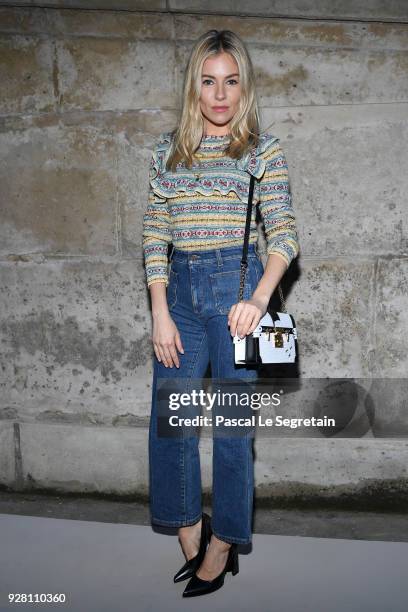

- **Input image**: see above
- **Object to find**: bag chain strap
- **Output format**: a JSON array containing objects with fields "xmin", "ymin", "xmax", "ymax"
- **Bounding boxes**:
[{"xmin": 239, "ymin": 172, "xmax": 287, "ymax": 313}]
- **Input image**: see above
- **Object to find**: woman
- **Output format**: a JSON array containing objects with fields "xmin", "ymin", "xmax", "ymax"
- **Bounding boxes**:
[{"xmin": 142, "ymin": 29, "xmax": 299, "ymax": 597}]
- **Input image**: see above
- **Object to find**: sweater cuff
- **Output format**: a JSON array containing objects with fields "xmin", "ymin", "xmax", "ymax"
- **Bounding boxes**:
[{"xmin": 147, "ymin": 275, "xmax": 168, "ymax": 288}]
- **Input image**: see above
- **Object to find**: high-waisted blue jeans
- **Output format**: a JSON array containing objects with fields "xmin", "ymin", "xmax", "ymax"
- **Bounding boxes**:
[{"xmin": 148, "ymin": 243, "xmax": 265, "ymax": 545}]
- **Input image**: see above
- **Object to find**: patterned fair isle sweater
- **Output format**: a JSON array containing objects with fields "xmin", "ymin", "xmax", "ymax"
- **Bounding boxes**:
[{"xmin": 142, "ymin": 131, "xmax": 299, "ymax": 287}]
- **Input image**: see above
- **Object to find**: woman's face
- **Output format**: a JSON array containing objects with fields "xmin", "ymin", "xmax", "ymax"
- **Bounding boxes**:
[{"xmin": 199, "ymin": 51, "xmax": 241, "ymax": 136}]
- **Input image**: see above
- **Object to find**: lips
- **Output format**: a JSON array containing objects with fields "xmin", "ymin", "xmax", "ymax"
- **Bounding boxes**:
[{"xmin": 212, "ymin": 106, "xmax": 229, "ymax": 111}]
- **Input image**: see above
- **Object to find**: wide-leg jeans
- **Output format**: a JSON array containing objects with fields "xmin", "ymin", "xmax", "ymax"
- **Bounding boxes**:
[{"xmin": 148, "ymin": 243, "xmax": 265, "ymax": 545}]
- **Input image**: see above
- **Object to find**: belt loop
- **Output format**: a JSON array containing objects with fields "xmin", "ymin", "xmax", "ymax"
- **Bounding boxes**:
[{"xmin": 216, "ymin": 248, "xmax": 223, "ymax": 267}]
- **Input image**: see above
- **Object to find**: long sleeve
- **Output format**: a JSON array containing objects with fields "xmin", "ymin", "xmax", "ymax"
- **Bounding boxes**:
[
  {"xmin": 142, "ymin": 148, "xmax": 172, "ymax": 287},
  {"xmin": 257, "ymin": 140, "xmax": 300, "ymax": 269}
]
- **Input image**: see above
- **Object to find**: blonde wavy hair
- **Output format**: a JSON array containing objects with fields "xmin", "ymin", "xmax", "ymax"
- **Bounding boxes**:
[{"xmin": 166, "ymin": 29, "xmax": 262, "ymax": 172}]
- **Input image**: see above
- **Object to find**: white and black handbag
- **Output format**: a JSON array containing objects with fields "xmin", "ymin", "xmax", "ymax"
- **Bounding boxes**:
[{"xmin": 233, "ymin": 174, "xmax": 298, "ymax": 365}]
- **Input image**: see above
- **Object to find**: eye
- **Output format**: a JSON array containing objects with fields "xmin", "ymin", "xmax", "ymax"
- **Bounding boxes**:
[
  {"xmin": 227, "ymin": 79, "xmax": 239, "ymax": 85},
  {"xmin": 202, "ymin": 79, "xmax": 213, "ymax": 86}
]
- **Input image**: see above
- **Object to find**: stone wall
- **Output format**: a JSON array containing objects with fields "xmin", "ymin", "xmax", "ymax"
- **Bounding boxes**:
[{"xmin": 0, "ymin": 5, "xmax": 407, "ymax": 503}]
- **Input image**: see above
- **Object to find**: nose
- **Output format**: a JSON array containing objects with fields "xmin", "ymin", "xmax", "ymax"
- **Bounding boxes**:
[{"xmin": 215, "ymin": 86, "xmax": 226, "ymax": 100}]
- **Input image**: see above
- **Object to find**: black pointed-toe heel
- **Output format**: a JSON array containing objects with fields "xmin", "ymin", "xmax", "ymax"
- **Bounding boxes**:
[
  {"xmin": 173, "ymin": 512, "xmax": 212, "ymax": 583},
  {"xmin": 182, "ymin": 542, "xmax": 239, "ymax": 597}
]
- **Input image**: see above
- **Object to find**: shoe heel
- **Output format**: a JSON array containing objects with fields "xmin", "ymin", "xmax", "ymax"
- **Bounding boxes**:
[
  {"xmin": 229, "ymin": 545, "xmax": 239, "ymax": 576},
  {"xmin": 205, "ymin": 514, "xmax": 212, "ymax": 541}
]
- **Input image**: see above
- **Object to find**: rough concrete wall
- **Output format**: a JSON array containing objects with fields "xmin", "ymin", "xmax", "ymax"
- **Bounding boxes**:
[
  {"xmin": 1, "ymin": 1, "xmax": 408, "ymax": 21},
  {"xmin": 0, "ymin": 6, "xmax": 407, "ymax": 501}
]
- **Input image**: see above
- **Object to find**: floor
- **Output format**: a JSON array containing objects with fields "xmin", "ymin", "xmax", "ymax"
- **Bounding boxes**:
[{"xmin": 1, "ymin": 493, "xmax": 408, "ymax": 611}]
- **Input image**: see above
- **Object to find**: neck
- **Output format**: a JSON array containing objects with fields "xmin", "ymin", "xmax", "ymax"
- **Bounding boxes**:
[{"xmin": 202, "ymin": 120, "xmax": 231, "ymax": 138}]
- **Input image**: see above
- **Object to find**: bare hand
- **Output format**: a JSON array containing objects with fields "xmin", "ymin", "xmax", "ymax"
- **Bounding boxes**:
[
  {"xmin": 227, "ymin": 296, "xmax": 269, "ymax": 338},
  {"xmin": 152, "ymin": 312, "xmax": 184, "ymax": 368}
]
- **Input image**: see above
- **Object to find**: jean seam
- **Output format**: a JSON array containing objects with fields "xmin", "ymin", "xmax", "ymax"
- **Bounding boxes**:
[
  {"xmin": 255, "ymin": 259, "xmax": 264, "ymax": 284},
  {"xmin": 180, "ymin": 327, "xmax": 208, "ymax": 520},
  {"xmin": 247, "ymin": 434, "xmax": 251, "ymax": 541},
  {"xmin": 211, "ymin": 271, "xmax": 251, "ymax": 314},
  {"xmin": 211, "ymin": 527, "xmax": 251, "ymax": 546},
  {"xmin": 167, "ymin": 269, "xmax": 178, "ymax": 310},
  {"xmin": 151, "ymin": 512, "xmax": 203, "ymax": 528},
  {"xmin": 172, "ymin": 246, "xmax": 258, "ymax": 265}
]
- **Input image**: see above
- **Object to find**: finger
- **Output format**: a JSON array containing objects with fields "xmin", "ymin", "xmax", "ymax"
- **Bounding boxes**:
[
  {"xmin": 232, "ymin": 303, "xmax": 255, "ymax": 337},
  {"xmin": 158, "ymin": 345, "xmax": 170, "ymax": 368},
  {"xmin": 229, "ymin": 302, "xmax": 245, "ymax": 336},
  {"xmin": 162, "ymin": 345, "xmax": 174, "ymax": 368},
  {"xmin": 168, "ymin": 344, "xmax": 180, "ymax": 368},
  {"xmin": 237, "ymin": 308, "xmax": 255, "ymax": 337},
  {"xmin": 153, "ymin": 344, "xmax": 162, "ymax": 362},
  {"xmin": 248, "ymin": 313, "xmax": 261, "ymax": 334},
  {"xmin": 227, "ymin": 303, "xmax": 237, "ymax": 326},
  {"xmin": 175, "ymin": 333, "xmax": 184, "ymax": 355}
]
